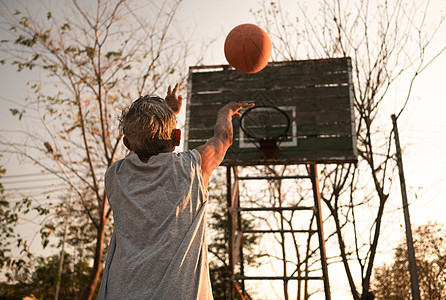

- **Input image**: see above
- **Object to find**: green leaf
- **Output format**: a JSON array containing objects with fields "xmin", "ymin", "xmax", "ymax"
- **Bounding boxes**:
[
  {"xmin": 19, "ymin": 16, "xmax": 29, "ymax": 28},
  {"xmin": 105, "ymin": 50, "xmax": 122, "ymax": 59},
  {"xmin": 9, "ymin": 108, "xmax": 26, "ymax": 120},
  {"xmin": 61, "ymin": 23, "xmax": 70, "ymax": 31},
  {"xmin": 14, "ymin": 34, "xmax": 37, "ymax": 47},
  {"xmin": 85, "ymin": 46, "xmax": 96, "ymax": 58}
]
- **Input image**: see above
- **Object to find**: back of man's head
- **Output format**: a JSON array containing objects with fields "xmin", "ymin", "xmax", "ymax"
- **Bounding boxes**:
[{"xmin": 120, "ymin": 96, "xmax": 176, "ymax": 158}]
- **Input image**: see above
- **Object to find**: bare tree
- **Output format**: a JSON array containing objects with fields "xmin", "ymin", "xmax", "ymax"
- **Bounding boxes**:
[
  {"xmin": 253, "ymin": 0, "xmax": 446, "ymax": 299},
  {"xmin": 0, "ymin": 0, "xmax": 207, "ymax": 298}
]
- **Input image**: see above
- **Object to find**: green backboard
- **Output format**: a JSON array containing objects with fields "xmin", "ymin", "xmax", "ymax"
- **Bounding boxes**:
[{"xmin": 185, "ymin": 58, "xmax": 357, "ymax": 166}]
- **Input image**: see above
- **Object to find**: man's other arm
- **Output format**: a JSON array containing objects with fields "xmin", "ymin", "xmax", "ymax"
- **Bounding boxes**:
[{"xmin": 195, "ymin": 102, "xmax": 254, "ymax": 188}]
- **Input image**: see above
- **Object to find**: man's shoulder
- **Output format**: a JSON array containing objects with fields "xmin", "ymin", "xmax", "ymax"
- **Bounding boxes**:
[
  {"xmin": 105, "ymin": 157, "xmax": 126, "ymax": 178},
  {"xmin": 180, "ymin": 149, "xmax": 201, "ymax": 165},
  {"xmin": 167, "ymin": 149, "xmax": 200, "ymax": 161},
  {"xmin": 181, "ymin": 149, "xmax": 200, "ymax": 159}
]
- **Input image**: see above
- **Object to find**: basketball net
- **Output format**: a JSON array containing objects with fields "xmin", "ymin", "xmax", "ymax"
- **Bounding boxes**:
[{"xmin": 239, "ymin": 93, "xmax": 290, "ymax": 160}]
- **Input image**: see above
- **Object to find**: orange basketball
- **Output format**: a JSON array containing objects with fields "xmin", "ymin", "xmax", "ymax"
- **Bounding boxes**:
[{"xmin": 224, "ymin": 24, "xmax": 272, "ymax": 74}]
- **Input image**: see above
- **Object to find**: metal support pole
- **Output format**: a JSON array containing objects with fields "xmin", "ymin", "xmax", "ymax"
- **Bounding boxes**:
[
  {"xmin": 391, "ymin": 114, "xmax": 421, "ymax": 300},
  {"xmin": 233, "ymin": 167, "xmax": 246, "ymax": 296},
  {"xmin": 226, "ymin": 166, "xmax": 235, "ymax": 300},
  {"xmin": 278, "ymin": 179, "xmax": 289, "ymax": 300},
  {"xmin": 309, "ymin": 164, "xmax": 331, "ymax": 300}
]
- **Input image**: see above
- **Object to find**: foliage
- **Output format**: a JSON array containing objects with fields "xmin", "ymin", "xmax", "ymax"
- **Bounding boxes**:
[
  {"xmin": 0, "ymin": 157, "xmax": 31, "ymax": 273},
  {"xmin": 0, "ymin": 253, "xmax": 92, "ymax": 299},
  {"xmin": 372, "ymin": 222, "xmax": 446, "ymax": 299}
]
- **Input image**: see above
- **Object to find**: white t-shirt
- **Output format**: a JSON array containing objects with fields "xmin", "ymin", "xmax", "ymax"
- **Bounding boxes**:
[{"xmin": 97, "ymin": 150, "xmax": 213, "ymax": 300}]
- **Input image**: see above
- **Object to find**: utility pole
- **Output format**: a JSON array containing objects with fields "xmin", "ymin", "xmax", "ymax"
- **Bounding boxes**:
[
  {"xmin": 44, "ymin": 142, "xmax": 74, "ymax": 300},
  {"xmin": 391, "ymin": 114, "xmax": 421, "ymax": 300}
]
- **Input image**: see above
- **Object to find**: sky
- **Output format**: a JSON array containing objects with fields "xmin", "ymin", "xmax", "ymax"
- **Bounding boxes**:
[{"xmin": 0, "ymin": 0, "xmax": 445, "ymax": 298}]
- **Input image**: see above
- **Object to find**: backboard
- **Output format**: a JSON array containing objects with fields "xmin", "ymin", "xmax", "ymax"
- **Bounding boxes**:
[{"xmin": 185, "ymin": 58, "xmax": 357, "ymax": 166}]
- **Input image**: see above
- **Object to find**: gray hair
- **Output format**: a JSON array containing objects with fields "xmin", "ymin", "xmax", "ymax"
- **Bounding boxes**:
[{"xmin": 119, "ymin": 95, "xmax": 176, "ymax": 157}]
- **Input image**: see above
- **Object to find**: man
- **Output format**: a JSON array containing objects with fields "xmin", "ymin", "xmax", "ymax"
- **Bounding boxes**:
[{"xmin": 97, "ymin": 84, "xmax": 253, "ymax": 299}]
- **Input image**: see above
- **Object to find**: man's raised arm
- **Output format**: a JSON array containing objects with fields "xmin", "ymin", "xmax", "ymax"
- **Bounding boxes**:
[{"xmin": 196, "ymin": 102, "xmax": 254, "ymax": 188}]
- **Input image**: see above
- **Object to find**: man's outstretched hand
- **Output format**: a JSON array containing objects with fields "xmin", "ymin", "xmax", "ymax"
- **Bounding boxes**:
[
  {"xmin": 218, "ymin": 102, "xmax": 255, "ymax": 118},
  {"xmin": 165, "ymin": 83, "xmax": 183, "ymax": 115}
]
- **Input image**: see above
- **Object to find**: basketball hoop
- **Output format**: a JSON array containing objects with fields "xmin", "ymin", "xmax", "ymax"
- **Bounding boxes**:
[{"xmin": 239, "ymin": 105, "xmax": 290, "ymax": 160}]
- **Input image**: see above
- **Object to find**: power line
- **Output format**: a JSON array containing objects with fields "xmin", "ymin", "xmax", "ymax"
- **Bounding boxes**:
[
  {"xmin": 2, "ymin": 172, "xmax": 61, "ymax": 179},
  {"xmin": 2, "ymin": 176, "xmax": 61, "ymax": 185},
  {"xmin": 3, "ymin": 184, "xmax": 67, "ymax": 192},
  {"xmin": 0, "ymin": 95, "xmax": 28, "ymax": 108},
  {"xmin": 3, "ymin": 188, "xmax": 69, "ymax": 201}
]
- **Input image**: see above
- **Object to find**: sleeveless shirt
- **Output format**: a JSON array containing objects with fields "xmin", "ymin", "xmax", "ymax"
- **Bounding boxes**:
[{"xmin": 97, "ymin": 150, "xmax": 213, "ymax": 300}]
